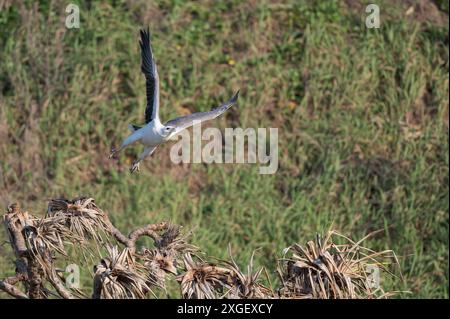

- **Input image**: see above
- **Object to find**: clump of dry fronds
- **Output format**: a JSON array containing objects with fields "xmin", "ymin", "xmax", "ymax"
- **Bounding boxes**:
[
  {"xmin": 177, "ymin": 253, "xmax": 234, "ymax": 299},
  {"xmin": 93, "ymin": 246, "xmax": 151, "ymax": 299},
  {"xmin": 21, "ymin": 198, "xmax": 111, "ymax": 278},
  {"xmin": 0, "ymin": 198, "xmax": 401, "ymax": 299},
  {"xmin": 139, "ymin": 225, "xmax": 198, "ymax": 290},
  {"xmin": 177, "ymin": 249, "xmax": 272, "ymax": 299},
  {"xmin": 47, "ymin": 197, "xmax": 110, "ymax": 244},
  {"xmin": 277, "ymin": 231, "xmax": 400, "ymax": 299},
  {"xmin": 221, "ymin": 249, "xmax": 273, "ymax": 299},
  {"xmin": 23, "ymin": 215, "xmax": 84, "ymax": 277}
]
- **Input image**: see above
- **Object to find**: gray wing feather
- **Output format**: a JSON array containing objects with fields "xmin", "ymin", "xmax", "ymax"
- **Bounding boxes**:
[{"xmin": 166, "ymin": 91, "xmax": 239, "ymax": 136}]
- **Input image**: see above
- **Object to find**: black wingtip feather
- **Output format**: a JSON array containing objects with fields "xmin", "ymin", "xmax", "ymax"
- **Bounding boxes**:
[
  {"xmin": 140, "ymin": 27, "xmax": 149, "ymax": 40},
  {"xmin": 139, "ymin": 27, "xmax": 155, "ymax": 77},
  {"xmin": 230, "ymin": 90, "xmax": 240, "ymax": 103},
  {"xmin": 139, "ymin": 28, "xmax": 151, "ymax": 52}
]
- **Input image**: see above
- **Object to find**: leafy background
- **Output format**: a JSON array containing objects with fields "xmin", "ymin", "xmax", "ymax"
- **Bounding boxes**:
[{"xmin": 0, "ymin": 0, "xmax": 448, "ymax": 298}]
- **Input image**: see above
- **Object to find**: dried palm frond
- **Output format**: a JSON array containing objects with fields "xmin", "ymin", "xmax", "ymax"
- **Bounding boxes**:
[
  {"xmin": 277, "ymin": 231, "xmax": 399, "ymax": 299},
  {"xmin": 92, "ymin": 246, "xmax": 152, "ymax": 299},
  {"xmin": 139, "ymin": 224, "xmax": 198, "ymax": 290},
  {"xmin": 155, "ymin": 224, "xmax": 198, "ymax": 257},
  {"xmin": 47, "ymin": 197, "xmax": 110, "ymax": 245},
  {"xmin": 140, "ymin": 248, "xmax": 177, "ymax": 290},
  {"xmin": 23, "ymin": 215, "xmax": 85, "ymax": 277},
  {"xmin": 177, "ymin": 253, "xmax": 233, "ymax": 299},
  {"xmin": 221, "ymin": 249, "xmax": 273, "ymax": 299}
]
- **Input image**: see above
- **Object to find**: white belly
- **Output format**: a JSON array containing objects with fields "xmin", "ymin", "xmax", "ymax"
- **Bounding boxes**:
[{"xmin": 140, "ymin": 122, "xmax": 164, "ymax": 146}]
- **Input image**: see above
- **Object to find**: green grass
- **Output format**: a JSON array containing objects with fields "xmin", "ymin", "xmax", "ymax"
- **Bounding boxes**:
[{"xmin": 0, "ymin": 0, "xmax": 448, "ymax": 298}]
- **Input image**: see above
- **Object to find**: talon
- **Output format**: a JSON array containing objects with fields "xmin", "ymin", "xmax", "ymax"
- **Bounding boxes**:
[
  {"xmin": 130, "ymin": 161, "xmax": 140, "ymax": 173},
  {"xmin": 109, "ymin": 148, "xmax": 117, "ymax": 159}
]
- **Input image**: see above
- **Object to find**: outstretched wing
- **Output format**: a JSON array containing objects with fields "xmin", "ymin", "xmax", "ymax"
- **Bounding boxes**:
[
  {"xmin": 139, "ymin": 28, "xmax": 160, "ymax": 123},
  {"xmin": 165, "ymin": 91, "xmax": 239, "ymax": 136}
]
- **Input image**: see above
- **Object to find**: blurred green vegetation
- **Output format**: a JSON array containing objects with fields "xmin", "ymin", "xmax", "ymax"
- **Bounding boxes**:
[{"xmin": 0, "ymin": 0, "xmax": 448, "ymax": 298}]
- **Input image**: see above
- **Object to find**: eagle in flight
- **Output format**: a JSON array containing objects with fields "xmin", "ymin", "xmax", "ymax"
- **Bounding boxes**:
[{"xmin": 109, "ymin": 28, "xmax": 239, "ymax": 173}]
